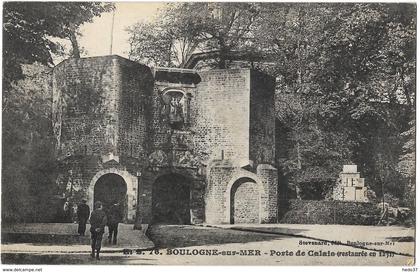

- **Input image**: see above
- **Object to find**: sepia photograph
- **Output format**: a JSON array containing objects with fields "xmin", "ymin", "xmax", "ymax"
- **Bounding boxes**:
[{"xmin": 1, "ymin": 1, "xmax": 416, "ymax": 268}]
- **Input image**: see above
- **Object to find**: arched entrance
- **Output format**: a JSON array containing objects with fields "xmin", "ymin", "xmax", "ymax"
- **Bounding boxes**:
[
  {"xmin": 94, "ymin": 173, "xmax": 127, "ymax": 220},
  {"xmin": 152, "ymin": 173, "xmax": 191, "ymax": 224},
  {"xmin": 230, "ymin": 177, "xmax": 260, "ymax": 224},
  {"xmin": 88, "ymin": 169, "xmax": 137, "ymax": 222}
]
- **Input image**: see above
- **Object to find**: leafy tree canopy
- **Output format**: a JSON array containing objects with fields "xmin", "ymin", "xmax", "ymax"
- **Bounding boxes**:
[
  {"xmin": 128, "ymin": 2, "xmax": 260, "ymax": 68},
  {"xmin": 3, "ymin": 2, "xmax": 114, "ymax": 84},
  {"xmin": 2, "ymin": 2, "xmax": 114, "ymax": 222}
]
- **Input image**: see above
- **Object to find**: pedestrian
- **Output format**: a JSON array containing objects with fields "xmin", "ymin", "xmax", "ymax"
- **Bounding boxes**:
[
  {"xmin": 63, "ymin": 198, "xmax": 72, "ymax": 223},
  {"xmin": 107, "ymin": 202, "xmax": 123, "ymax": 245},
  {"xmin": 77, "ymin": 199, "xmax": 90, "ymax": 236},
  {"xmin": 89, "ymin": 201, "xmax": 107, "ymax": 260},
  {"xmin": 72, "ymin": 203, "xmax": 78, "ymax": 223}
]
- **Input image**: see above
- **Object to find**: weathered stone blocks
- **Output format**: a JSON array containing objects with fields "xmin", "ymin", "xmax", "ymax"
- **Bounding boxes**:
[{"xmin": 52, "ymin": 55, "xmax": 278, "ymax": 225}]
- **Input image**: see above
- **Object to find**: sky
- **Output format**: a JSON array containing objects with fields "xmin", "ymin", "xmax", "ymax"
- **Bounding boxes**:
[{"xmin": 78, "ymin": 2, "xmax": 164, "ymax": 58}]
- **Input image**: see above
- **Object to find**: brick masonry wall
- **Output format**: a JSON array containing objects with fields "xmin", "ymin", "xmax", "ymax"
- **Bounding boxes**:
[
  {"xmin": 138, "ymin": 168, "xmax": 205, "ymax": 225},
  {"xmin": 55, "ymin": 156, "xmax": 141, "ymax": 222},
  {"xmin": 140, "ymin": 79, "xmax": 206, "ymax": 224},
  {"xmin": 204, "ymin": 163, "xmax": 235, "ymax": 223},
  {"xmin": 257, "ymin": 164, "xmax": 279, "ymax": 223},
  {"xmin": 194, "ymin": 69, "xmax": 251, "ymax": 166},
  {"xmin": 52, "ymin": 57, "xmax": 118, "ymax": 158},
  {"xmin": 201, "ymin": 70, "xmax": 278, "ymax": 224},
  {"xmin": 204, "ymin": 163, "xmax": 278, "ymax": 224},
  {"xmin": 231, "ymin": 178, "xmax": 259, "ymax": 223},
  {"xmin": 117, "ymin": 59, "xmax": 154, "ymax": 161},
  {"xmin": 149, "ymin": 69, "xmax": 254, "ymax": 166},
  {"xmin": 249, "ymin": 71, "xmax": 276, "ymax": 166},
  {"xmin": 143, "ymin": 69, "xmax": 253, "ymax": 225},
  {"xmin": 52, "ymin": 55, "xmax": 153, "ymax": 160},
  {"xmin": 52, "ymin": 56, "xmax": 153, "ymax": 222},
  {"xmin": 52, "ymin": 56, "xmax": 279, "ymax": 225}
]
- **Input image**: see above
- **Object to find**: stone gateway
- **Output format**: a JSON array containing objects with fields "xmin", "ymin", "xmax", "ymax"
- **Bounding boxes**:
[{"xmin": 52, "ymin": 55, "xmax": 278, "ymax": 225}]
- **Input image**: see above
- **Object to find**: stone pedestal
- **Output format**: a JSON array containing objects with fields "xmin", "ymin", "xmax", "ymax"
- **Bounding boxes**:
[{"xmin": 333, "ymin": 165, "xmax": 368, "ymax": 202}]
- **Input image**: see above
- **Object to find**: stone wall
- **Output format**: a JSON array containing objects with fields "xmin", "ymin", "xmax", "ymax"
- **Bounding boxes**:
[
  {"xmin": 195, "ymin": 69, "xmax": 251, "ymax": 166},
  {"xmin": 52, "ymin": 56, "xmax": 117, "ymax": 158},
  {"xmin": 249, "ymin": 71, "xmax": 276, "ymax": 166},
  {"xmin": 137, "ymin": 168, "xmax": 206, "ymax": 225},
  {"xmin": 118, "ymin": 59, "xmax": 154, "ymax": 161},
  {"xmin": 199, "ymin": 70, "xmax": 278, "ymax": 224},
  {"xmin": 231, "ymin": 178, "xmax": 259, "ymax": 223},
  {"xmin": 205, "ymin": 162, "xmax": 278, "ymax": 224},
  {"xmin": 52, "ymin": 56, "xmax": 154, "ymax": 222},
  {"xmin": 52, "ymin": 55, "xmax": 153, "ymax": 160},
  {"xmin": 52, "ymin": 56, "xmax": 279, "ymax": 225}
]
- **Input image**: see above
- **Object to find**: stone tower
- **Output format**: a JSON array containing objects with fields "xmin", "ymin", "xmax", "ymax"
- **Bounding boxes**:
[{"xmin": 52, "ymin": 55, "xmax": 278, "ymax": 225}]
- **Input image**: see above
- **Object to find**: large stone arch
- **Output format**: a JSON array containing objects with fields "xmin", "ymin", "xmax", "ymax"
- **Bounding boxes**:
[
  {"xmin": 152, "ymin": 168, "xmax": 195, "ymax": 182},
  {"xmin": 88, "ymin": 168, "xmax": 137, "ymax": 221},
  {"xmin": 151, "ymin": 170, "xmax": 193, "ymax": 224},
  {"xmin": 225, "ymin": 170, "xmax": 265, "ymax": 224}
]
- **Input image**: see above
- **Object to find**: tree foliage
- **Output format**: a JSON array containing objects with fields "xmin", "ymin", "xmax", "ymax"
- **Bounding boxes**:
[
  {"xmin": 2, "ymin": 3, "xmax": 415, "ymax": 222},
  {"xmin": 2, "ymin": 2, "xmax": 113, "ymax": 222},
  {"xmin": 2, "ymin": 64, "xmax": 58, "ymax": 222},
  {"xmin": 3, "ymin": 2, "xmax": 114, "ymax": 85},
  {"xmin": 128, "ymin": 3, "xmax": 415, "ymax": 201},
  {"xmin": 128, "ymin": 2, "xmax": 260, "ymax": 68}
]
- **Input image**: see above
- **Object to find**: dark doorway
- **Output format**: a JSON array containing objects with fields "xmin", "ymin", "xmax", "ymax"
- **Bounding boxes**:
[
  {"xmin": 152, "ymin": 174, "xmax": 191, "ymax": 224},
  {"xmin": 94, "ymin": 173, "xmax": 127, "ymax": 220},
  {"xmin": 230, "ymin": 178, "xmax": 259, "ymax": 224}
]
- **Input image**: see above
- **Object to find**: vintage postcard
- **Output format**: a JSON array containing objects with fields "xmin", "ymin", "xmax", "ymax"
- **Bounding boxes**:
[{"xmin": 1, "ymin": 1, "xmax": 416, "ymax": 268}]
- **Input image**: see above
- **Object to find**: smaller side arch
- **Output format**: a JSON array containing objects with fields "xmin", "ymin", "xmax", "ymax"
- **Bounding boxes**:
[
  {"xmin": 225, "ymin": 170, "xmax": 265, "ymax": 224},
  {"xmin": 87, "ymin": 168, "xmax": 137, "ymax": 221}
]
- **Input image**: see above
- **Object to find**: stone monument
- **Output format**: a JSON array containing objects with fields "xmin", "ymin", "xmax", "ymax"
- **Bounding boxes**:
[{"xmin": 332, "ymin": 165, "xmax": 368, "ymax": 202}]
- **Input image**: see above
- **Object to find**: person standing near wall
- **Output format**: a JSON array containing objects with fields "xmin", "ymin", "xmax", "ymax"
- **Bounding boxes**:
[
  {"xmin": 89, "ymin": 201, "xmax": 107, "ymax": 260},
  {"xmin": 107, "ymin": 202, "xmax": 123, "ymax": 245},
  {"xmin": 77, "ymin": 199, "xmax": 90, "ymax": 236},
  {"xmin": 63, "ymin": 198, "xmax": 72, "ymax": 223}
]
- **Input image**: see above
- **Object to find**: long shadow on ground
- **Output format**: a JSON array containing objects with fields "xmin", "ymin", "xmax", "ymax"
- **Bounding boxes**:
[{"xmin": 146, "ymin": 224, "xmax": 307, "ymax": 248}]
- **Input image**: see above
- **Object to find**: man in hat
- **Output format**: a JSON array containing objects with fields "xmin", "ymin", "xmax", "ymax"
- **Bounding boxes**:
[
  {"xmin": 90, "ymin": 201, "xmax": 107, "ymax": 260},
  {"xmin": 77, "ymin": 199, "xmax": 90, "ymax": 236}
]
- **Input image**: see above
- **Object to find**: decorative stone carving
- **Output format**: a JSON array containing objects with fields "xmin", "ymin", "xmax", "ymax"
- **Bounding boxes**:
[
  {"xmin": 170, "ymin": 131, "xmax": 192, "ymax": 148},
  {"xmin": 178, "ymin": 151, "xmax": 197, "ymax": 167},
  {"xmin": 148, "ymin": 150, "xmax": 169, "ymax": 170},
  {"xmin": 102, "ymin": 152, "xmax": 120, "ymax": 163},
  {"xmin": 159, "ymin": 89, "xmax": 190, "ymax": 129}
]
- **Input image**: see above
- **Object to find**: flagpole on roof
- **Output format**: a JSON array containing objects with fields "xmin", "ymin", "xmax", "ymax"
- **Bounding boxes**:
[{"xmin": 110, "ymin": 8, "xmax": 116, "ymax": 55}]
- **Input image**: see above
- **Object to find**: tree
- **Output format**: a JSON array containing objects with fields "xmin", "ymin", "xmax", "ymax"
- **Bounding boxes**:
[
  {"xmin": 2, "ymin": 63, "xmax": 58, "ymax": 222},
  {"xmin": 3, "ymin": 2, "xmax": 114, "ymax": 85},
  {"xmin": 259, "ymin": 3, "xmax": 415, "ymax": 200},
  {"xmin": 127, "ymin": 3, "xmax": 416, "ymax": 201},
  {"xmin": 127, "ymin": 20, "xmax": 197, "ymax": 67},
  {"xmin": 397, "ymin": 119, "xmax": 415, "ymax": 208},
  {"xmin": 2, "ymin": 2, "xmax": 114, "ymax": 222},
  {"xmin": 315, "ymin": 4, "xmax": 415, "ymax": 200},
  {"xmin": 276, "ymin": 93, "xmax": 354, "ymax": 199},
  {"xmin": 128, "ymin": 2, "xmax": 261, "ymax": 68}
]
